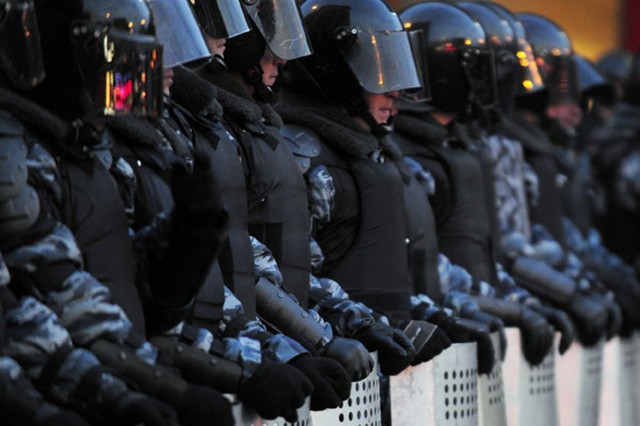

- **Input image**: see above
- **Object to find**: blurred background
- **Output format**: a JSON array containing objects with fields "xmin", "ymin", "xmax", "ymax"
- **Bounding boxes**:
[{"xmin": 389, "ymin": 0, "xmax": 640, "ymax": 61}]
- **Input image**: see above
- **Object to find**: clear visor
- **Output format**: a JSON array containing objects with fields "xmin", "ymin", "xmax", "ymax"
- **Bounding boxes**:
[
  {"xmin": 539, "ymin": 54, "xmax": 579, "ymax": 105},
  {"xmin": 406, "ymin": 29, "xmax": 431, "ymax": 101},
  {"xmin": 516, "ymin": 39, "xmax": 544, "ymax": 94},
  {"xmin": 340, "ymin": 29, "xmax": 421, "ymax": 94},
  {"xmin": 214, "ymin": 0, "xmax": 251, "ymax": 39},
  {"xmin": 462, "ymin": 47, "xmax": 497, "ymax": 107},
  {"xmin": 0, "ymin": 0, "xmax": 44, "ymax": 89},
  {"xmin": 93, "ymin": 30, "xmax": 163, "ymax": 116},
  {"xmin": 244, "ymin": 0, "xmax": 311, "ymax": 60},
  {"xmin": 147, "ymin": 0, "xmax": 211, "ymax": 67}
]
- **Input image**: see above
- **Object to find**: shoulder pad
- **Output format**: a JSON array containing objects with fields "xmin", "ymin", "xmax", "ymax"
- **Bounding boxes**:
[{"xmin": 280, "ymin": 124, "xmax": 322, "ymax": 173}]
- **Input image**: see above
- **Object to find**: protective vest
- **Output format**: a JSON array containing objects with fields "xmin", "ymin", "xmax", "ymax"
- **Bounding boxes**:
[
  {"xmin": 193, "ymin": 118, "xmax": 256, "ymax": 320},
  {"xmin": 395, "ymin": 123, "xmax": 498, "ymax": 285},
  {"xmin": 57, "ymin": 143, "xmax": 146, "ymax": 334},
  {"xmin": 225, "ymin": 116, "xmax": 311, "ymax": 307},
  {"xmin": 392, "ymin": 134, "xmax": 442, "ymax": 303},
  {"xmin": 500, "ymin": 115, "xmax": 566, "ymax": 241},
  {"xmin": 311, "ymin": 143, "xmax": 412, "ymax": 319}
]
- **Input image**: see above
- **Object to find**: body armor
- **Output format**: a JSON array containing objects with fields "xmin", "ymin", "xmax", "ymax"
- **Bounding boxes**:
[
  {"xmin": 224, "ymin": 115, "xmax": 311, "ymax": 307},
  {"xmin": 392, "ymin": 133, "xmax": 442, "ymax": 302},
  {"xmin": 395, "ymin": 114, "xmax": 498, "ymax": 285},
  {"xmin": 310, "ymin": 141, "xmax": 412, "ymax": 319}
]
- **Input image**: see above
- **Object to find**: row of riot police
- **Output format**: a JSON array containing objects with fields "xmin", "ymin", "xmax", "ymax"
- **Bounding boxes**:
[{"xmin": 1, "ymin": 0, "xmax": 639, "ymax": 424}]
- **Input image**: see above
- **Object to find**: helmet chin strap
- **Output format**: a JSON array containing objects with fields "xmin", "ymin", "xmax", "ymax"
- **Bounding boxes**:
[
  {"xmin": 360, "ymin": 110, "xmax": 394, "ymax": 137},
  {"xmin": 243, "ymin": 64, "xmax": 275, "ymax": 104},
  {"xmin": 347, "ymin": 97, "xmax": 394, "ymax": 137}
]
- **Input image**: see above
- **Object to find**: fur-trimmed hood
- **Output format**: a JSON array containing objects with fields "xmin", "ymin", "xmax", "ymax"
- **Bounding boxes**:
[
  {"xmin": 197, "ymin": 61, "xmax": 283, "ymax": 129},
  {"xmin": 171, "ymin": 67, "xmax": 223, "ymax": 120},
  {"xmin": 0, "ymin": 86, "xmax": 70, "ymax": 142},
  {"xmin": 394, "ymin": 110, "xmax": 448, "ymax": 147},
  {"xmin": 275, "ymin": 89, "xmax": 403, "ymax": 160}
]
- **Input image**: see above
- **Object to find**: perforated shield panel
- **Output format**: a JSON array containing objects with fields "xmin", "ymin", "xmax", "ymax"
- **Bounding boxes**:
[
  {"xmin": 478, "ymin": 331, "xmax": 507, "ymax": 426},
  {"xmin": 503, "ymin": 327, "xmax": 558, "ymax": 426},
  {"xmin": 556, "ymin": 338, "xmax": 603, "ymax": 426},
  {"xmin": 311, "ymin": 352, "xmax": 382, "ymax": 426}
]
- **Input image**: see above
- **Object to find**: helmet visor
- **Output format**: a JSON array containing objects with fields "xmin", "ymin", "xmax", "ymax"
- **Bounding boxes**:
[
  {"xmin": 192, "ymin": 0, "xmax": 250, "ymax": 39},
  {"xmin": 0, "ymin": 0, "xmax": 45, "ymax": 89},
  {"xmin": 91, "ymin": 29, "xmax": 163, "ymax": 116},
  {"xmin": 339, "ymin": 29, "xmax": 421, "ymax": 94},
  {"xmin": 516, "ymin": 39, "xmax": 544, "ymax": 95},
  {"xmin": 243, "ymin": 0, "xmax": 311, "ymax": 60},
  {"xmin": 147, "ymin": 0, "xmax": 211, "ymax": 67},
  {"xmin": 538, "ymin": 53, "xmax": 579, "ymax": 105},
  {"xmin": 406, "ymin": 29, "xmax": 431, "ymax": 101},
  {"xmin": 462, "ymin": 47, "xmax": 497, "ymax": 107}
]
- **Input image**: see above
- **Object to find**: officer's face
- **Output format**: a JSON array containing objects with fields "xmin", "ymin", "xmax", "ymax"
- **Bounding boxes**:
[
  {"xmin": 163, "ymin": 67, "xmax": 174, "ymax": 96},
  {"xmin": 206, "ymin": 36, "xmax": 227, "ymax": 57},
  {"xmin": 546, "ymin": 102, "xmax": 582, "ymax": 129},
  {"xmin": 363, "ymin": 91, "xmax": 401, "ymax": 124},
  {"xmin": 260, "ymin": 47, "xmax": 286, "ymax": 87}
]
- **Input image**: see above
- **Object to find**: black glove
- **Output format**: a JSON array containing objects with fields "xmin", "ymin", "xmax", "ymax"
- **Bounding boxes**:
[
  {"xmin": 36, "ymin": 406, "xmax": 91, "ymax": 426},
  {"xmin": 355, "ymin": 323, "xmax": 415, "ymax": 375},
  {"xmin": 176, "ymin": 384, "xmax": 233, "ymax": 426},
  {"xmin": 612, "ymin": 288, "xmax": 640, "ymax": 337},
  {"xmin": 237, "ymin": 358, "xmax": 313, "ymax": 422},
  {"xmin": 565, "ymin": 293, "xmax": 608, "ymax": 347},
  {"xmin": 474, "ymin": 297, "xmax": 553, "ymax": 366},
  {"xmin": 320, "ymin": 337, "xmax": 374, "ymax": 381},
  {"xmin": 289, "ymin": 355, "xmax": 351, "ymax": 410},
  {"xmin": 408, "ymin": 323, "xmax": 452, "ymax": 366},
  {"xmin": 516, "ymin": 307, "xmax": 554, "ymax": 366},
  {"xmin": 427, "ymin": 311, "xmax": 493, "ymax": 374},
  {"xmin": 530, "ymin": 304, "xmax": 575, "ymax": 354},
  {"xmin": 590, "ymin": 293, "xmax": 623, "ymax": 340},
  {"xmin": 465, "ymin": 310, "xmax": 507, "ymax": 361},
  {"xmin": 112, "ymin": 391, "xmax": 179, "ymax": 426}
]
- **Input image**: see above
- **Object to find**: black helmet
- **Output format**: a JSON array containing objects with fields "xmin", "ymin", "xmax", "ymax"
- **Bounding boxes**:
[
  {"xmin": 400, "ymin": 1, "xmax": 496, "ymax": 116},
  {"xmin": 575, "ymin": 54, "xmax": 614, "ymax": 106},
  {"xmin": 223, "ymin": 0, "xmax": 311, "ymax": 101},
  {"xmin": 290, "ymin": 0, "xmax": 420, "ymax": 134},
  {"xmin": 146, "ymin": 0, "xmax": 211, "ymax": 68},
  {"xmin": 32, "ymin": 0, "xmax": 163, "ymax": 120},
  {"xmin": 482, "ymin": 2, "xmax": 544, "ymax": 97},
  {"xmin": 0, "ymin": 0, "xmax": 45, "ymax": 89},
  {"xmin": 190, "ymin": 0, "xmax": 250, "ymax": 40},
  {"xmin": 517, "ymin": 13, "xmax": 579, "ymax": 107},
  {"xmin": 457, "ymin": 1, "xmax": 517, "ymax": 113},
  {"xmin": 596, "ymin": 50, "xmax": 632, "ymax": 85}
]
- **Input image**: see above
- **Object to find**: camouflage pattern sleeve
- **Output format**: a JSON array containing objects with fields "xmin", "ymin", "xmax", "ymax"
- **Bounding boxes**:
[
  {"xmin": 402, "ymin": 156, "xmax": 436, "ymax": 196},
  {"xmin": 4, "ymin": 223, "xmax": 133, "ymax": 347},
  {"xmin": 251, "ymin": 235, "xmax": 283, "ymax": 286},
  {"xmin": 309, "ymin": 275, "xmax": 377, "ymax": 338},
  {"xmin": 307, "ymin": 165, "xmax": 335, "ymax": 228},
  {"xmin": 3, "ymin": 296, "xmax": 73, "ymax": 380}
]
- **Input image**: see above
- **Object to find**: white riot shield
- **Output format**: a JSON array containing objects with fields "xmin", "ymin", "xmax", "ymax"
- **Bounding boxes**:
[
  {"xmin": 478, "ymin": 331, "xmax": 507, "ymax": 426},
  {"xmin": 311, "ymin": 352, "xmax": 381, "ymax": 426},
  {"xmin": 389, "ymin": 341, "xmax": 479, "ymax": 425},
  {"xmin": 503, "ymin": 327, "xmax": 558, "ymax": 426},
  {"xmin": 599, "ymin": 336, "xmax": 639, "ymax": 426},
  {"xmin": 556, "ymin": 337, "xmax": 604, "ymax": 426},
  {"xmin": 230, "ymin": 395, "xmax": 313, "ymax": 426}
]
